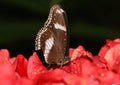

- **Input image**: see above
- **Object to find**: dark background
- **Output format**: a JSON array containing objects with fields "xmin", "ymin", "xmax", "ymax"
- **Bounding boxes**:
[{"xmin": 0, "ymin": 0, "xmax": 120, "ymax": 57}]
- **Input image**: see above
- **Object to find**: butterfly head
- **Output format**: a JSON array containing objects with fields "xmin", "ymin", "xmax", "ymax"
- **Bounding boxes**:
[{"xmin": 53, "ymin": 55, "xmax": 70, "ymax": 65}]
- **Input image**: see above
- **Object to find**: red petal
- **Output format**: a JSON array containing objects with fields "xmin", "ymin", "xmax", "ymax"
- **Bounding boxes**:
[
  {"xmin": 92, "ymin": 56, "xmax": 107, "ymax": 69},
  {"xmin": 70, "ymin": 46, "xmax": 93, "ymax": 60},
  {"xmin": 98, "ymin": 38, "xmax": 120, "ymax": 72},
  {"xmin": 0, "ymin": 49, "xmax": 10, "ymax": 64},
  {"xmin": 98, "ymin": 71, "xmax": 120, "ymax": 85},
  {"xmin": 10, "ymin": 57, "xmax": 16, "ymax": 64},
  {"xmin": 70, "ymin": 46, "xmax": 85, "ymax": 60},
  {"xmin": 103, "ymin": 44, "xmax": 120, "ymax": 72},
  {"xmin": 16, "ymin": 78, "xmax": 34, "ymax": 85},
  {"xmin": 98, "ymin": 39, "xmax": 120, "ymax": 63},
  {"xmin": 0, "ymin": 64, "xmax": 17, "ymax": 85},
  {"xmin": 69, "ymin": 48, "xmax": 74, "ymax": 58},
  {"xmin": 63, "ymin": 57, "xmax": 96, "ymax": 76},
  {"xmin": 15, "ymin": 54, "xmax": 28, "ymax": 77},
  {"xmin": 0, "ymin": 49, "xmax": 17, "ymax": 71},
  {"xmin": 37, "ymin": 69, "xmax": 82, "ymax": 85},
  {"xmin": 27, "ymin": 52, "xmax": 47, "ymax": 80}
]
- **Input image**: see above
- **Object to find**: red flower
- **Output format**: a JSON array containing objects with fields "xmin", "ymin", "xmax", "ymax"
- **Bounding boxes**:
[
  {"xmin": 37, "ymin": 69, "xmax": 82, "ymax": 85},
  {"xmin": 15, "ymin": 54, "xmax": 28, "ymax": 77},
  {"xmin": 69, "ymin": 46, "xmax": 93, "ymax": 60},
  {"xmin": 27, "ymin": 52, "xmax": 47, "ymax": 80},
  {"xmin": 98, "ymin": 38, "xmax": 120, "ymax": 72},
  {"xmin": 0, "ymin": 49, "xmax": 34, "ymax": 85},
  {"xmin": 0, "ymin": 38, "xmax": 120, "ymax": 85}
]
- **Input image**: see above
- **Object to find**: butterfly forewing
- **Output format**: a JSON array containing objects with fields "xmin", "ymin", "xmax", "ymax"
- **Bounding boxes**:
[{"xmin": 35, "ymin": 4, "xmax": 69, "ymax": 65}]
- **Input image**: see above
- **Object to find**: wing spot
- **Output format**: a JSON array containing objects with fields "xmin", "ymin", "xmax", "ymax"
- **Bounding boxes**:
[
  {"xmin": 50, "ymin": 25, "xmax": 52, "ymax": 28},
  {"xmin": 54, "ymin": 23, "xmax": 66, "ymax": 31},
  {"xmin": 44, "ymin": 36, "xmax": 54, "ymax": 62},
  {"xmin": 64, "ymin": 39, "xmax": 66, "ymax": 41},
  {"xmin": 56, "ymin": 9, "xmax": 64, "ymax": 14},
  {"xmin": 54, "ymin": 14, "xmax": 56, "ymax": 16}
]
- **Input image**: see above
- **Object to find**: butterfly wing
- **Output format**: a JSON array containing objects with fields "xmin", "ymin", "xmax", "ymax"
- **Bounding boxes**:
[{"xmin": 35, "ymin": 4, "xmax": 69, "ymax": 65}]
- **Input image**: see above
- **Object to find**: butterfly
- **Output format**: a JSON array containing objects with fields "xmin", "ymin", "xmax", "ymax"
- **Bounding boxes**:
[{"xmin": 35, "ymin": 4, "xmax": 70, "ymax": 66}]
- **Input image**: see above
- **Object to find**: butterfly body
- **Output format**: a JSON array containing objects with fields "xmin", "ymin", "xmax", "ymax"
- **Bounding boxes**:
[{"xmin": 35, "ymin": 4, "xmax": 69, "ymax": 65}]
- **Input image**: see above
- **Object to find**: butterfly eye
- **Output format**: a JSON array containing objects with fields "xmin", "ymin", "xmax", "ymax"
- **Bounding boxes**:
[
  {"xmin": 56, "ymin": 58, "xmax": 63, "ymax": 65},
  {"xmin": 59, "ymin": 60, "xmax": 63, "ymax": 64}
]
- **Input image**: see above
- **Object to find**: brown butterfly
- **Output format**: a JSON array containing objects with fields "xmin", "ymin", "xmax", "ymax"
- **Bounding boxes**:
[{"xmin": 35, "ymin": 4, "xmax": 69, "ymax": 66}]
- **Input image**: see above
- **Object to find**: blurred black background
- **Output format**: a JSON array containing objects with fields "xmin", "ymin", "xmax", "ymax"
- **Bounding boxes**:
[{"xmin": 0, "ymin": 0, "xmax": 120, "ymax": 57}]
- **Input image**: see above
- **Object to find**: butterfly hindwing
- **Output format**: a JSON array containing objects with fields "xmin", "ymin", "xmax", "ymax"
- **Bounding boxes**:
[{"xmin": 35, "ymin": 4, "xmax": 69, "ymax": 65}]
